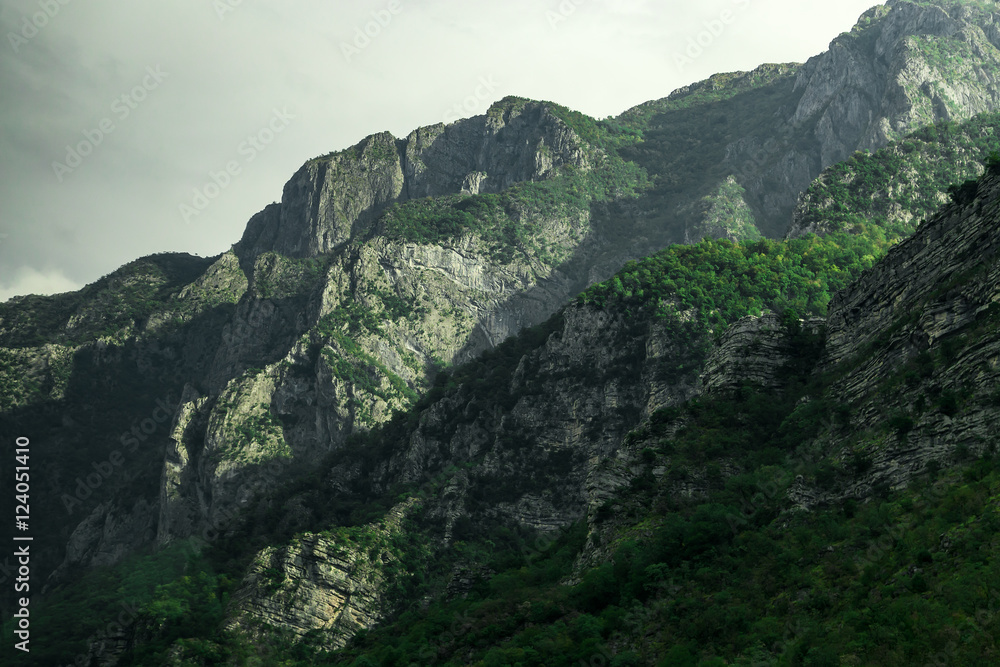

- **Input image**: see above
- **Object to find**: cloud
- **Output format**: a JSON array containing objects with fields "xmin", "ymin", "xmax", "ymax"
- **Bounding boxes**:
[
  {"xmin": 0, "ymin": 266, "xmax": 83, "ymax": 303},
  {"xmin": 0, "ymin": 0, "xmax": 885, "ymax": 299}
]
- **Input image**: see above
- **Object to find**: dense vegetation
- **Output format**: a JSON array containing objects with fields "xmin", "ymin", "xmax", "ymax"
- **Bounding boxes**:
[
  {"xmin": 579, "ymin": 232, "xmax": 885, "ymax": 337},
  {"xmin": 4, "ymin": 196, "xmax": 920, "ymax": 665},
  {"xmin": 0, "ymin": 253, "xmax": 218, "ymax": 347},
  {"xmin": 8, "ymin": 4, "xmax": 1000, "ymax": 663},
  {"xmin": 327, "ymin": 436, "xmax": 999, "ymax": 666},
  {"xmin": 793, "ymin": 112, "xmax": 1000, "ymax": 240}
]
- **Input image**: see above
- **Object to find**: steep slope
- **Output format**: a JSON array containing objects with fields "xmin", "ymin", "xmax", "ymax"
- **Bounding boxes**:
[
  {"xmin": 235, "ymin": 99, "xmax": 592, "ymax": 262},
  {"xmin": 152, "ymin": 97, "xmax": 662, "ymax": 554},
  {"xmin": 274, "ymin": 138, "xmax": 1000, "ymax": 667},
  {"xmin": 70, "ymin": 0, "xmax": 1000, "ymax": 579},
  {"xmin": 7, "ymin": 2, "xmax": 1000, "ymax": 663},
  {"xmin": 0, "ymin": 99, "xmax": 638, "ymax": 574},
  {"xmin": 30, "ymin": 156, "xmax": 1000, "ymax": 666},
  {"xmin": 787, "ymin": 110, "xmax": 1000, "ymax": 240},
  {"xmin": 618, "ymin": 0, "xmax": 1000, "ymax": 237},
  {"xmin": 0, "ymin": 252, "xmax": 243, "ymax": 591}
]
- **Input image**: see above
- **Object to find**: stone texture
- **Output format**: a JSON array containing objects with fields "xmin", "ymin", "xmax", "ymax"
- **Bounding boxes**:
[
  {"xmin": 226, "ymin": 499, "xmax": 421, "ymax": 651},
  {"xmin": 702, "ymin": 312, "xmax": 796, "ymax": 394},
  {"xmin": 235, "ymin": 100, "xmax": 590, "ymax": 264},
  {"xmin": 735, "ymin": 0, "xmax": 1000, "ymax": 235}
]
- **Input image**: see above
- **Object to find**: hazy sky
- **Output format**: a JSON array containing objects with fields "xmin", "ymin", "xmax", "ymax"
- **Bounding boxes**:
[{"xmin": 0, "ymin": 0, "xmax": 883, "ymax": 302}]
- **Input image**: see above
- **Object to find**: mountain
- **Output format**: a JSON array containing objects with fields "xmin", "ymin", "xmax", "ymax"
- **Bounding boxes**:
[
  {"xmin": 3, "ymin": 0, "xmax": 1000, "ymax": 664},
  {"xmin": 316, "ymin": 151, "xmax": 1000, "ymax": 667}
]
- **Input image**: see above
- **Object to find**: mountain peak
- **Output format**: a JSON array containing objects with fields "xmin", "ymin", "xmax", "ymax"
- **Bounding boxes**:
[{"xmin": 234, "ymin": 97, "xmax": 593, "ymax": 263}]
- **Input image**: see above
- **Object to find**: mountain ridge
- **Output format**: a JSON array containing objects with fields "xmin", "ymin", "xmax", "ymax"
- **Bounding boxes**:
[{"xmin": 4, "ymin": 1, "xmax": 1000, "ymax": 664}]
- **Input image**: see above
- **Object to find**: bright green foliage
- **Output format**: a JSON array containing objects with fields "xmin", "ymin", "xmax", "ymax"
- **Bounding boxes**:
[
  {"xmin": 120, "ymin": 570, "xmax": 234, "ymax": 666},
  {"xmin": 914, "ymin": 34, "xmax": 981, "ymax": 78},
  {"xmin": 579, "ymin": 232, "xmax": 884, "ymax": 336},
  {"xmin": 381, "ymin": 194, "xmax": 486, "ymax": 245},
  {"xmin": 796, "ymin": 112, "xmax": 1000, "ymax": 240}
]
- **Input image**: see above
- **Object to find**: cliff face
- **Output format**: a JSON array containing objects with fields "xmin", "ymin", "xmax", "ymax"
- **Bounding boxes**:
[
  {"xmin": 46, "ymin": 99, "xmax": 620, "ymax": 568},
  {"xmin": 808, "ymin": 168, "xmax": 1000, "ymax": 502},
  {"xmin": 778, "ymin": 0, "xmax": 1000, "ymax": 220},
  {"xmin": 624, "ymin": 0, "xmax": 1000, "ymax": 239},
  {"xmin": 225, "ymin": 498, "xmax": 424, "ymax": 652},
  {"xmin": 793, "ymin": 1, "xmax": 1000, "ymax": 165},
  {"xmin": 222, "ymin": 297, "xmax": 714, "ymax": 645},
  {"xmin": 232, "ymin": 164, "xmax": 1000, "ymax": 653},
  {"xmin": 10, "ymin": 4, "xmax": 1000, "ymax": 663},
  {"xmin": 236, "ymin": 100, "xmax": 590, "ymax": 262}
]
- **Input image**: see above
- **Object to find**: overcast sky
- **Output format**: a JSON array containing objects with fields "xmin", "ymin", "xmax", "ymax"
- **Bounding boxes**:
[{"xmin": 0, "ymin": 0, "xmax": 883, "ymax": 302}]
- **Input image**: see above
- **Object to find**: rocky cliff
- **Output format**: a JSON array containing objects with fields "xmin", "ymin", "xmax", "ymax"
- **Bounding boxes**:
[
  {"xmin": 236, "ymin": 99, "xmax": 591, "ymax": 263},
  {"xmin": 806, "ymin": 165, "xmax": 1000, "ymax": 502},
  {"xmin": 27, "ymin": 1, "xmax": 1000, "ymax": 587},
  {"xmin": 6, "ymin": 2, "xmax": 1000, "ymax": 664},
  {"xmin": 793, "ymin": 0, "xmax": 1000, "ymax": 163},
  {"xmin": 221, "ymin": 159, "xmax": 1000, "ymax": 653},
  {"xmin": 622, "ymin": 0, "xmax": 1000, "ymax": 238}
]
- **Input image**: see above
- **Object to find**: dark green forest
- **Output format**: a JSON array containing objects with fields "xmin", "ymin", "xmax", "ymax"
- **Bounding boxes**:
[{"xmin": 7, "ymin": 4, "xmax": 1000, "ymax": 662}]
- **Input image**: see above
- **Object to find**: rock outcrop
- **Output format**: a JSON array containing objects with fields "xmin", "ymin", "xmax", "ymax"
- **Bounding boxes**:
[
  {"xmin": 700, "ymin": 311, "xmax": 822, "ymax": 395},
  {"xmin": 235, "ymin": 100, "xmax": 590, "ymax": 263},
  {"xmin": 812, "ymin": 166, "xmax": 1000, "ymax": 501},
  {"xmin": 227, "ymin": 499, "xmax": 422, "ymax": 651},
  {"xmin": 645, "ymin": 0, "xmax": 1000, "ymax": 237},
  {"xmin": 764, "ymin": 0, "xmax": 1000, "ymax": 230},
  {"xmin": 10, "ymin": 5, "xmax": 1000, "ymax": 661}
]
